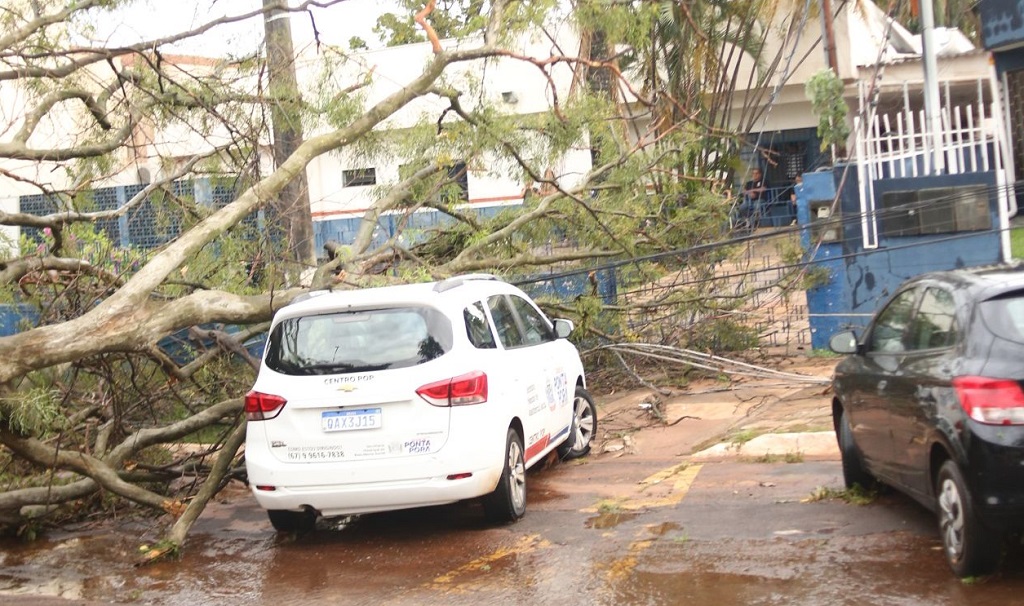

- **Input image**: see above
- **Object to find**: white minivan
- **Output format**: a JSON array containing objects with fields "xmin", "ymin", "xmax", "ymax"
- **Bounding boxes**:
[{"xmin": 244, "ymin": 275, "xmax": 596, "ymax": 532}]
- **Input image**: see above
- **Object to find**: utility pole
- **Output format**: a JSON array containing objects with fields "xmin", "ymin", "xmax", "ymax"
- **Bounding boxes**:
[
  {"xmin": 820, "ymin": 0, "xmax": 844, "ymax": 159},
  {"xmin": 820, "ymin": 0, "xmax": 839, "ymax": 75},
  {"xmin": 919, "ymin": 0, "xmax": 946, "ymax": 173},
  {"xmin": 262, "ymin": 0, "xmax": 316, "ymax": 279}
]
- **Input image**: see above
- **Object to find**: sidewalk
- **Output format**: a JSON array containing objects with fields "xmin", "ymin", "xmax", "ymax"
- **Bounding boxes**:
[{"xmin": 593, "ymin": 364, "xmax": 838, "ymax": 463}]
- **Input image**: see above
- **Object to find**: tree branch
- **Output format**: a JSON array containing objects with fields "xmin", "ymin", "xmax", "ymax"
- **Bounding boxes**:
[
  {"xmin": 415, "ymin": 0, "xmax": 442, "ymax": 54},
  {"xmin": 0, "ymin": 427, "xmax": 171, "ymax": 511}
]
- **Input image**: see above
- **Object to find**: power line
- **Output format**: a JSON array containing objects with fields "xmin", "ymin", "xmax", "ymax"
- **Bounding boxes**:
[{"xmin": 515, "ymin": 178, "xmax": 1022, "ymax": 289}]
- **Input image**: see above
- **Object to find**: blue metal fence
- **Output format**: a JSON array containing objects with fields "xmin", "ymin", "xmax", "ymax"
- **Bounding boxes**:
[
  {"xmin": 18, "ymin": 178, "xmax": 248, "ymax": 250},
  {"xmin": 0, "ymin": 305, "xmax": 39, "ymax": 337}
]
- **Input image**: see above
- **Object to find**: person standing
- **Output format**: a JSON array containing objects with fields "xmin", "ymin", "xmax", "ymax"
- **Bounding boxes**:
[{"xmin": 788, "ymin": 174, "xmax": 802, "ymax": 224}]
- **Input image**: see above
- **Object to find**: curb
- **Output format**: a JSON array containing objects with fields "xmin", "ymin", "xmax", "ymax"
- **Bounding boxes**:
[{"xmin": 690, "ymin": 431, "xmax": 839, "ymax": 460}]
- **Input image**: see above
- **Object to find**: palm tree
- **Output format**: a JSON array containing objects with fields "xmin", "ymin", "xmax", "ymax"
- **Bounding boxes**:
[
  {"xmin": 875, "ymin": 0, "xmax": 980, "ymax": 42},
  {"xmin": 575, "ymin": 0, "xmax": 811, "ymax": 193}
]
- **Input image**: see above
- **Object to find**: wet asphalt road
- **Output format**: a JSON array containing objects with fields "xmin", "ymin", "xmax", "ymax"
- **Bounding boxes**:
[{"xmin": 4, "ymin": 456, "xmax": 1024, "ymax": 605}]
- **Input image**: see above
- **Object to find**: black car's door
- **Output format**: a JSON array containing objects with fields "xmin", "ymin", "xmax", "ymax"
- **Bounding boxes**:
[
  {"xmin": 888, "ymin": 286, "xmax": 960, "ymax": 498},
  {"xmin": 841, "ymin": 287, "xmax": 921, "ymax": 483}
]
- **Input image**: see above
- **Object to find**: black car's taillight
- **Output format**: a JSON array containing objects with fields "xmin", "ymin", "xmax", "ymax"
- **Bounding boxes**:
[
  {"xmin": 245, "ymin": 391, "xmax": 287, "ymax": 421},
  {"xmin": 952, "ymin": 376, "xmax": 1024, "ymax": 425}
]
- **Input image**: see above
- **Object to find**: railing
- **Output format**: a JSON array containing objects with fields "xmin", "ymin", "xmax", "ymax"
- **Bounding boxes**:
[
  {"xmin": 853, "ymin": 77, "xmax": 1014, "ymax": 253},
  {"xmin": 730, "ymin": 185, "xmax": 798, "ymax": 229}
]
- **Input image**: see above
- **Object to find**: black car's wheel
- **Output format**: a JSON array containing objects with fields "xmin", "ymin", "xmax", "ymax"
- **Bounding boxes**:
[
  {"xmin": 837, "ymin": 408, "xmax": 875, "ymax": 489},
  {"xmin": 558, "ymin": 387, "xmax": 597, "ymax": 460},
  {"xmin": 936, "ymin": 460, "xmax": 1001, "ymax": 577},
  {"xmin": 483, "ymin": 428, "xmax": 526, "ymax": 524},
  {"xmin": 267, "ymin": 508, "xmax": 317, "ymax": 533}
]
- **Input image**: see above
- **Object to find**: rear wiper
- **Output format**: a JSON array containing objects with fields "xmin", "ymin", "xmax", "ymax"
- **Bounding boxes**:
[
  {"xmin": 302, "ymin": 362, "xmax": 391, "ymax": 375},
  {"xmin": 302, "ymin": 362, "xmax": 357, "ymax": 375}
]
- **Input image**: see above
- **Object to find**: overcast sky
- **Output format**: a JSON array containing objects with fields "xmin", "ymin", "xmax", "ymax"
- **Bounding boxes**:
[{"xmin": 88, "ymin": 0, "xmax": 391, "ymax": 57}]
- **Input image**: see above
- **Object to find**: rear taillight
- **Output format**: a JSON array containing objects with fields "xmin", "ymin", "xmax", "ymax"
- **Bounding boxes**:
[
  {"xmin": 245, "ymin": 391, "xmax": 287, "ymax": 421},
  {"xmin": 416, "ymin": 371, "xmax": 488, "ymax": 407},
  {"xmin": 952, "ymin": 376, "xmax": 1024, "ymax": 425}
]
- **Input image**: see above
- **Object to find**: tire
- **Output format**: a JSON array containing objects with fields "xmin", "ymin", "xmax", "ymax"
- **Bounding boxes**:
[
  {"xmin": 558, "ymin": 387, "xmax": 597, "ymax": 460},
  {"xmin": 837, "ymin": 408, "xmax": 875, "ymax": 490},
  {"xmin": 936, "ymin": 460, "xmax": 1002, "ymax": 577},
  {"xmin": 483, "ymin": 428, "xmax": 526, "ymax": 524},
  {"xmin": 268, "ymin": 508, "xmax": 316, "ymax": 533}
]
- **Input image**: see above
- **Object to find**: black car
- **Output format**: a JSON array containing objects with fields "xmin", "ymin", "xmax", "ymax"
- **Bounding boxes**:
[{"xmin": 830, "ymin": 265, "xmax": 1024, "ymax": 577}]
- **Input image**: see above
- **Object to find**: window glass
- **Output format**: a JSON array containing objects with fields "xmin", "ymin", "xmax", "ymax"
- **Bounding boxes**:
[
  {"xmin": 908, "ymin": 288, "xmax": 957, "ymax": 350},
  {"xmin": 487, "ymin": 295, "xmax": 524, "ymax": 349},
  {"xmin": 342, "ymin": 168, "xmax": 376, "ymax": 187},
  {"xmin": 464, "ymin": 302, "xmax": 496, "ymax": 349},
  {"xmin": 264, "ymin": 306, "xmax": 451, "ymax": 375},
  {"xmin": 879, "ymin": 186, "xmax": 990, "ymax": 236},
  {"xmin": 868, "ymin": 289, "xmax": 918, "ymax": 353},
  {"xmin": 509, "ymin": 295, "xmax": 555, "ymax": 346},
  {"xmin": 979, "ymin": 291, "xmax": 1024, "ymax": 345}
]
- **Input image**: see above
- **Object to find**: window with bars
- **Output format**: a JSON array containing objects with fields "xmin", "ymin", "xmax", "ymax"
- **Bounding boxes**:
[
  {"xmin": 443, "ymin": 162, "xmax": 469, "ymax": 202},
  {"xmin": 18, "ymin": 179, "xmax": 258, "ymax": 251},
  {"xmin": 878, "ymin": 186, "xmax": 991, "ymax": 237},
  {"xmin": 20, "ymin": 188, "xmax": 123, "ymax": 245},
  {"xmin": 343, "ymin": 168, "xmax": 377, "ymax": 187},
  {"xmin": 397, "ymin": 162, "xmax": 468, "ymax": 203}
]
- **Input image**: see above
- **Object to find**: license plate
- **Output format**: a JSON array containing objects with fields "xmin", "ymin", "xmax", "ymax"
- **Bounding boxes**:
[{"xmin": 321, "ymin": 408, "xmax": 382, "ymax": 432}]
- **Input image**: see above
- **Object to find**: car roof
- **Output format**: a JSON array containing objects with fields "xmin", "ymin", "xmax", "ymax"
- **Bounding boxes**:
[
  {"xmin": 908, "ymin": 263, "xmax": 1024, "ymax": 302},
  {"xmin": 275, "ymin": 275, "xmax": 523, "ymax": 321}
]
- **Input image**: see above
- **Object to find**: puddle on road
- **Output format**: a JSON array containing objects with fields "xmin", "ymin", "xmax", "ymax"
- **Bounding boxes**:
[
  {"xmin": 527, "ymin": 482, "xmax": 569, "ymax": 504},
  {"xmin": 9, "ymin": 492, "xmax": 1024, "ymax": 605},
  {"xmin": 599, "ymin": 532, "xmax": 1024, "ymax": 606}
]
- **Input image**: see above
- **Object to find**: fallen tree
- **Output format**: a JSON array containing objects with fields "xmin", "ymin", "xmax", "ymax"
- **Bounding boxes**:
[{"xmin": 0, "ymin": 0, "xmax": 814, "ymax": 557}]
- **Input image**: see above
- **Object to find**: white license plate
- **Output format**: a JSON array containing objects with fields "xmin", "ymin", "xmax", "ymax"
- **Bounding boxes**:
[{"xmin": 321, "ymin": 408, "xmax": 382, "ymax": 432}]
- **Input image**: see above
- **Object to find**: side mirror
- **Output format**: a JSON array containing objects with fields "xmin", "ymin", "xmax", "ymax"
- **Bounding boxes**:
[
  {"xmin": 828, "ymin": 330, "xmax": 859, "ymax": 354},
  {"xmin": 553, "ymin": 318, "xmax": 574, "ymax": 339}
]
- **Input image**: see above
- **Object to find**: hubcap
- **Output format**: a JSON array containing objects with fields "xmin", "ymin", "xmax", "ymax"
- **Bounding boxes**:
[
  {"xmin": 509, "ymin": 440, "xmax": 526, "ymax": 511},
  {"xmin": 571, "ymin": 396, "xmax": 594, "ymax": 453},
  {"xmin": 938, "ymin": 477, "xmax": 966, "ymax": 561}
]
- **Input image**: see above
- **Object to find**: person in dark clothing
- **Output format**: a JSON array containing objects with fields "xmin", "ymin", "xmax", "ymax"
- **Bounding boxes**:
[{"xmin": 736, "ymin": 167, "xmax": 768, "ymax": 228}]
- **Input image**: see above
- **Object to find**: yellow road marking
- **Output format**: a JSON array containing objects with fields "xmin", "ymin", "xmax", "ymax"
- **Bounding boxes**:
[
  {"xmin": 583, "ymin": 463, "xmax": 703, "ymax": 512},
  {"xmin": 429, "ymin": 534, "xmax": 550, "ymax": 593},
  {"xmin": 605, "ymin": 538, "xmax": 654, "ymax": 582},
  {"xmin": 638, "ymin": 463, "xmax": 691, "ymax": 488}
]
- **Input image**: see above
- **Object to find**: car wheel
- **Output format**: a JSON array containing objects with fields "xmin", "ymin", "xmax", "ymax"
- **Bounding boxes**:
[
  {"xmin": 558, "ymin": 386, "xmax": 597, "ymax": 460},
  {"xmin": 267, "ymin": 509, "xmax": 317, "ymax": 533},
  {"xmin": 483, "ymin": 428, "xmax": 526, "ymax": 524},
  {"xmin": 936, "ymin": 460, "xmax": 1001, "ymax": 577},
  {"xmin": 837, "ymin": 408, "xmax": 875, "ymax": 489}
]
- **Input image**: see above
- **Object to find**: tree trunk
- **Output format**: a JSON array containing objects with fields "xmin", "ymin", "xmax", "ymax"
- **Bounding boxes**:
[{"xmin": 263, "ymin": 0, "xmax": 316, "ymax": 279}]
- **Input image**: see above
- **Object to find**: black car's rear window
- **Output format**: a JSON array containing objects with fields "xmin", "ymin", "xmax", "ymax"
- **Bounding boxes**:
[
  {"xmin": 264, "ymin": 306, "xmax": 453, "ymax": 375},
  {"xmin": 978, "ymin": 292, "xmax": 1024, "ymax": 345}
]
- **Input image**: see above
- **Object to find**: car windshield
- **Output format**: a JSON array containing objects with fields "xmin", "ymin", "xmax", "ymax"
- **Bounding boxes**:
[
  {"xmin": 978, "ymin": 291, "xmax": 1024, "ymax": 346},
  {"xmin": 264, "ymin": 306, "xmax": 453, "ymax": 375}
]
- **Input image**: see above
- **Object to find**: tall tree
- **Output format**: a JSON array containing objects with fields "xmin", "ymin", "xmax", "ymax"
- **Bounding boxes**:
[{"xmin": 263, "ymin": 0, "xmax": 317, "ymax": 276}]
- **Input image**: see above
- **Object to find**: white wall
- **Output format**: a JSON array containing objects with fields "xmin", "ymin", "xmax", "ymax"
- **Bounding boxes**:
[{"xmin": 301, "ymin": 24, "xmax": 593, "ymax": 221}]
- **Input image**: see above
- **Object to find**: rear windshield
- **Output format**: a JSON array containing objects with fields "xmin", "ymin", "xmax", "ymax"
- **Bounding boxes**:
[
  {"xmin": 978, "ymin": 292, "xmax": 1024, "ymax": 345},
  {"xmin": 264, "ymin": 306, "xmax": 453, "ymax": 375}
]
